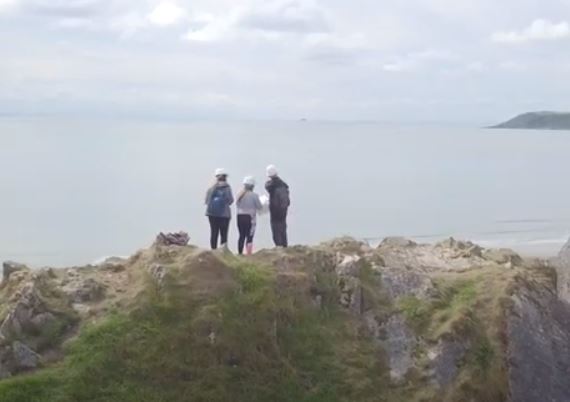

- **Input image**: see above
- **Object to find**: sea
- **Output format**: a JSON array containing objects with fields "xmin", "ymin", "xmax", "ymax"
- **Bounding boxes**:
[{"xmin": 1, "ymin": 117, "xmax": 569, "ymax": 267}]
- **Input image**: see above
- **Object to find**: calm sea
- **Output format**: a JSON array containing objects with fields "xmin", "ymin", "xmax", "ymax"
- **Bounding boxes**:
[{"xmin": 1, "ymin": 117, "xmax": 569, "ymax": 267}]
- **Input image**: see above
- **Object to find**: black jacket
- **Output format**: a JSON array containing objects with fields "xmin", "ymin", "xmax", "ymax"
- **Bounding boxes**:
[{"xmin": 265, "ymin": 177, "xmax": 290, "ymax": 220}]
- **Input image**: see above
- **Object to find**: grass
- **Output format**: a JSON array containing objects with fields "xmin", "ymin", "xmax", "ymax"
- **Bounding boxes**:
[{"xmin": 0, "ymin": 258, "xmax": 389, "ymax": 402}]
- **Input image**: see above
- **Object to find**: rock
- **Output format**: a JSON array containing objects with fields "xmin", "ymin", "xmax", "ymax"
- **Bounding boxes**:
[
  {"xmin": 29, "ymin": 313, "xmax": 58, "ymax": 333},
  {"xmin": 428, "ymin": 340, "xmax": 466, "ymax": 387},
  {"xmin": 149, "ymin": 264, "xmax": 166, "ymax": 289},
  {"xmin": 155, "ymin": 232, "xmax": 190, "ymax": 247},
  {"xmin": 64, "ymin": 278, "xmax": 106, "ymax": 303},
  {"xmin": 2, "ymin": 261, "xmax": 29, "ymax": 282},
  {"xmin": 338, "ymin": 275, "xmax": 363, "ymax": 314},
  {"xmin": 40, "ymin": 268, "xmax": 57, "ymax": 279},
  {"xmin": 379, "ymin": 237, "xmax": 417, "ymax": 249},
  {"xmin": 554, "ymin": 238, "xmax": 570, "ymax": 303},
  {"xmin": 0, "ymin": 285, "xmax": 45, "ymax": 338},
  {"xmin": 335, "ymin": 255, "xmax": 366, "ymax": 314},
  {"xmin": 0, "ymin": 341, "xmax": 41, "ymax": 378},
  {"xmin": 483, "ymin": 248, "xmax": 523, "ymax": 267},
  {"xmin": 436, "ymin": 238, "xmax": 483, "ymax": 259},
  {"xmin": 99, "ymin": 257, "xmax": 127, "ymax": 273},
  {"xmin": 507, "ymin": 283, "xmax": 570, "ymax": 402},
  {"xmin": 320, "ymin": 237, "xmax": 371, "ymax": 255},
  {"xmin": 72, "ymin": 303, "xmax": 91, "ymax": 315},
  {"xmin": 335, "ymin": 255, "xmax": 362, "ymax": 277},
  {"xmin": 381, "ymin": 267, "xmax": 434, "ymax": 300},
  {"xmin": 379, "ymin": 314, "xmax": 417, "ymax": 381},
  {"xmin": 11, "ymin": 341, "xmax": 40, "ymax": 370}
]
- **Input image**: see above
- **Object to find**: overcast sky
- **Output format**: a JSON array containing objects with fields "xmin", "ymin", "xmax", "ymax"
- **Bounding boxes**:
[{"xmin": 1, "ymin": 0, "xmax": 569, "ymax": 123}]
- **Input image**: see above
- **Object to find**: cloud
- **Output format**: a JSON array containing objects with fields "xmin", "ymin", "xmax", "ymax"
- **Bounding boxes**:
[
  {"xmin": 183, "ymin": 12, "xmax": 236, "ymax": 42},
  {"xmin": 147, "ymin": 2, "xmax": 186, "ymax": 27},
  {"xmin": 22, "ymin": 0, "xmax": 105, "ymax": 18},
  {"xmin": 5, "ymin": 0, "xmax": 570, "ymax": 122},
  {"xmin": 183, "ymin": 0, "xmax": 331, "ymax": 42},
  {"xmin": 237, "ymin": 0, "xmax": 330, "ymax": 34},
  {"xmin": 383, "ymin": 49, "xmax": 456, "ymax": 72},
  {"xmin": 0, "ymin": 0, "xmax": 17, "ymax": 12},
  {"xmin": 303, "ymin": 32, "xmax": 370, "ymax": 65},
  {"xmin": 498, "ymin": 61, "xmax": 526, "ymax": 72},
  {"xmin": 492, "ymin": 19, "xmax": 570, "ymax": 44}
]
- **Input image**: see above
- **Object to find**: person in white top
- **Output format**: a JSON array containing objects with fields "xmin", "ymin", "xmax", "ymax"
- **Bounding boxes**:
[{"xmin": 236, "ymin": 176, "xmax": 263, "ymax": 255}]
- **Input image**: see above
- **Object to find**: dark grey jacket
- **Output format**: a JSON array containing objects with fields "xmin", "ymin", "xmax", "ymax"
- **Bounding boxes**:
[
  {"xmin": 205, "ymin": 182, "xmax": 234, "ymax": 218},
  {"xmin": 265, "ymin": 176, "xmax": 289, "ymax": 220}
]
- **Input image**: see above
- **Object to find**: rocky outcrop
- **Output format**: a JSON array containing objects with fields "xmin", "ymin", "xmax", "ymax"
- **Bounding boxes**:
[{"xmin": 1, "ymin": 235, "xmax": 569, "ymax": 402}]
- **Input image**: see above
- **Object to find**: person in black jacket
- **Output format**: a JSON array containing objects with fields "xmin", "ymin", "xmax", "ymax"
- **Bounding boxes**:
[{"xmin": 265, "ymin": 165, "xmax": 290, "ymax": 247}]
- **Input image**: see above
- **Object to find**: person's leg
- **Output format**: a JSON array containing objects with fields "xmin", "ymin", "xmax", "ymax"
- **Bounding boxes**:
[
  {"xmin": 273, "ymin": 218, "xmax": 288, "ymax": 247},
  {"xmin": 246, "ymin": 217, "xmax": 255, "ymax": 255},
  {"xmin": 237, "ymin": 215, "xmax": 247, "ymax": 255},
  {"xmin": 209, "ymin": 216, "xmax": 220, "ymax": 249},
  {"xmin": 271, "ymin": 218, "xmax": 280, "ymax": 247},
  {"xmin": 281, "ymin": 218, "xmax": 288, "ymax": 248},
  {"xmin": 219, "ymin": 217, "xmax": 230, "ymax": 247}
]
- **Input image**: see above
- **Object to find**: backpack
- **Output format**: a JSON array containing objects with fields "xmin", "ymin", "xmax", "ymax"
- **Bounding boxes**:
[
  {"xmin": 272, "ymin": 185, "xmax": 290, "ymax": 213},
  {"xmin": 209, "ymin": 187, "xmax": 227, "ymax": 216}
]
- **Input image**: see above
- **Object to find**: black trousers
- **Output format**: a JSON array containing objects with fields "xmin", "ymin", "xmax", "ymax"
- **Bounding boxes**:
[
  {"xmin": 271, "ymin": 218, "xmax": 288, "ymax": 247},
  {"xmin": 237, "ymin": 214, "xmax": 254, "ymax": 254},
  {"xmin": 208, "ymin": 216, "xmax": 230, "ymax": 249}
]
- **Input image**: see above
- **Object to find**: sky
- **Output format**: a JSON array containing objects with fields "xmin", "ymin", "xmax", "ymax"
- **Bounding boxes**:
[{"xmin": 1, "ymin": 0, "xmax": 570, "ymax": 123}]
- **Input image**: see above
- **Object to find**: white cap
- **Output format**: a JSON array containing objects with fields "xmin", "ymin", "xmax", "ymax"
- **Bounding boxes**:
[
  {"xmin": 243, "ymin": 176, "xmax": 256, "ymax": 186},
  {"xmin": 214, "ymin": 168, "xmax": 227, "ymax": 177},
  {"xmin": 266, "ymin": 164, "xmax": 278, "ymax": 177}
]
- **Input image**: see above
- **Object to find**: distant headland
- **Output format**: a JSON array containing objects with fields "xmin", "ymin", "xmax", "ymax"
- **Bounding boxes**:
[{"xmin": 491, "ymin": 111, "xmax": 570, "ymax": 130}]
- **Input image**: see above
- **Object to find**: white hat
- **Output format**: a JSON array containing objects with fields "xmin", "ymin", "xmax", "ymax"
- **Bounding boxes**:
[
  {"xmin": 266, "ymin": 164, "xmax": 278, "ymax": 177},
  {"xmin": 214, "ymin": 168, "xmax": 227, "ymax": 177},
  {"xmin": 243, "ymin": 176, "xmax": 256, "ymax": 186}
]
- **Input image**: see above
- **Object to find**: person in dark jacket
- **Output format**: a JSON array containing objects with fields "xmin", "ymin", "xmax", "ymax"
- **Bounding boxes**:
[
  {"xmin": 205, "ymin": 168, "xmax": 234, "ymax": 249},
  {"xmin": 265, "ymin": 165, "xmax": 290, "ymax": 247}
]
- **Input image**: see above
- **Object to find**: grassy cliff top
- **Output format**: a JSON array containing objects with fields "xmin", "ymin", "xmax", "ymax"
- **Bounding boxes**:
[{"xmin": 0, "ymin": 238, "xmax": 562, "ymax": 402}]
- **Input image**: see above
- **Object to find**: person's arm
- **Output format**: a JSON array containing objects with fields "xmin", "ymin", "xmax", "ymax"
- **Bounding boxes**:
[
  {"xmin": 205, "ymin": 187, "xmax": 212, "ymax": 205},
  {"xmin": 254, "ymin": 193, "xmax": 263, "ymax": 210},
  {"xmin": 227, "ymin": 186, "xmax": 234, "ymax": 206}
]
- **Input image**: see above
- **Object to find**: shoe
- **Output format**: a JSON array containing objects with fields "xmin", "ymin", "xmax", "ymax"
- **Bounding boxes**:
[{"xmin": 246, "ymin": 243, "xmax": 253, "ymax": 255}]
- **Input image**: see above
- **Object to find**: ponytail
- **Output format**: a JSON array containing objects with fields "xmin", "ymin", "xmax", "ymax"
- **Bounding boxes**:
[{"xmin": 238, "ymin": 185, "xmax": 254, "ymax": 202}]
